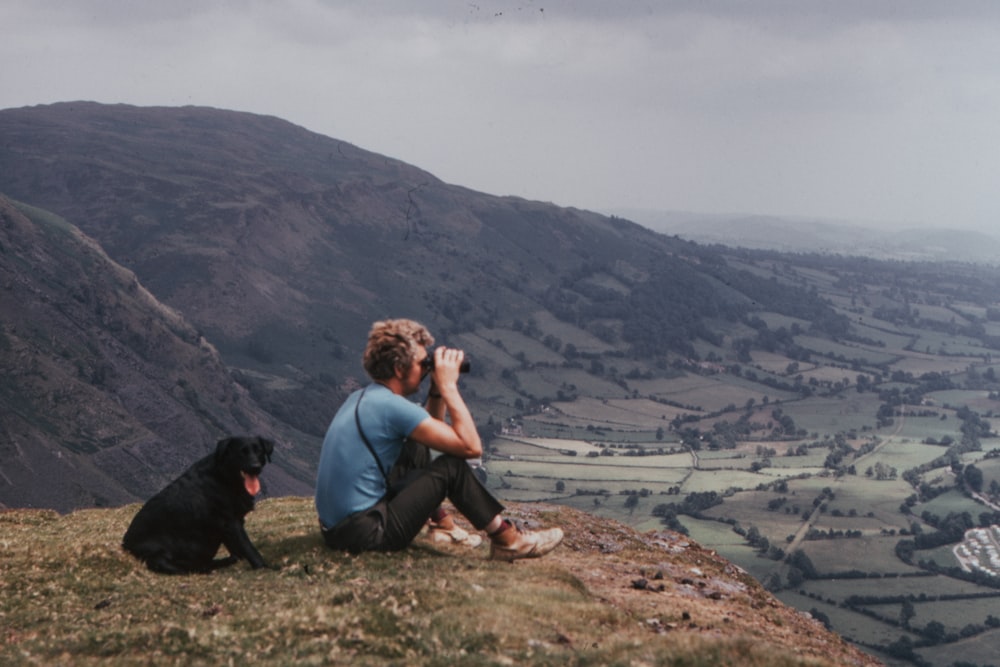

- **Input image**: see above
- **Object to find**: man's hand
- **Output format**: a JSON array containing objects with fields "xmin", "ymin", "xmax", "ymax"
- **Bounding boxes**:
[{"xmin": 430, "ymin": 346, "xmax": 466, "ymax": 391}]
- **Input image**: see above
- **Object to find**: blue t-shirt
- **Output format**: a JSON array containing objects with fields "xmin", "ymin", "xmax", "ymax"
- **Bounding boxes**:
[{"xmin": 315, "ymin": 384, "xmax": 429, "ymax": 529}]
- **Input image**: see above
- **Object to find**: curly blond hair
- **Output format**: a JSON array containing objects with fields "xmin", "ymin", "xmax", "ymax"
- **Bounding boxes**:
[{"xmin": 362, "ymin": 319, "xmax": 435, "ymax": 381}]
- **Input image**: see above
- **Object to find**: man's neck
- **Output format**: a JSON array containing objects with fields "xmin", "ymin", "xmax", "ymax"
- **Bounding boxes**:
[{"xmin": 374, "ymin": 378, "xmax": 404, "ymax": 396}]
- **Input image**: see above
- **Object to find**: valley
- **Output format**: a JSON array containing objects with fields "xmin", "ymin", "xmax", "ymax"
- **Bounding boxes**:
[{"xmin": 457, "ymin": 251, "xmax": 1000, "ymax": 667}]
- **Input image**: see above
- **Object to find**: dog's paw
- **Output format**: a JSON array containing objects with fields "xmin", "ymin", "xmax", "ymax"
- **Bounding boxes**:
[{"xmin": 249, "ymin": 560, "xmax": 279, "ymax": 572}]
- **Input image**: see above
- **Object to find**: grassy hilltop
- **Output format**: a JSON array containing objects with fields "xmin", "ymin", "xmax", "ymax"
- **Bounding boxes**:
[{"xmin": 0, "ymin": 497, "xmax": 877, "ymax": 666}]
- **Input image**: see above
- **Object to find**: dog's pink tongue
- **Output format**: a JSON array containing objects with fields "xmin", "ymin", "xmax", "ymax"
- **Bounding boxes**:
[{"xmin": 242, "ymin": 472, "xmax": 261, "ymax": 496}]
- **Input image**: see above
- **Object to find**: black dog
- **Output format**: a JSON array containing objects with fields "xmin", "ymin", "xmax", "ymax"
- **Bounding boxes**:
[{"xmin": 122, "ymin": 436, "xmax": 274, "ymax": 574}]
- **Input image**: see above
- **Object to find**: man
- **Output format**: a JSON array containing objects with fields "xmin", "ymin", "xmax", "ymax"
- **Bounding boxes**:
[{"xmin": 315, "ymin": 318, "xmax": 563, "ymax": 560}]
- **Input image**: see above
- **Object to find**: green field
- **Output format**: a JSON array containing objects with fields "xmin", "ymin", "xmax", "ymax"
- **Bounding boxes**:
[
  {"xmin": 775, "ymin": 589, "xmax": 922, "ymax": 648},
  {"xmin": 918, "ymin": 628, "xmax": 1000, "ymax": 667}
]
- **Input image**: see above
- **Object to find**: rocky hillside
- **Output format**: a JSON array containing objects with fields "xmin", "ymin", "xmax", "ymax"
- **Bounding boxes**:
[
  {"xmin": 0, "ymin": 195, "xmax": 313, "ymax": 511},
  {"xmin": 0, "ymin": 498, "xmax": 881, "ymax": 666}
]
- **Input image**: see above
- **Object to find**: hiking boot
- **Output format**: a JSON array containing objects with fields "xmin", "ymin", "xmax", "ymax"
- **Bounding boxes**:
[
  {"xmin": 489, "ymin": 524, "xmax": 564, "ymax": 561},
  {"xmin": 428, "ymin": 524, "xmax": 483, "ymax": 548}
]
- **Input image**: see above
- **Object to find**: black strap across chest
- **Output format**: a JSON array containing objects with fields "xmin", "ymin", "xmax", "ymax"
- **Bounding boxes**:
[{"xmin": 354, "ymin": 387, "xmax": 391, "ymax": 486}]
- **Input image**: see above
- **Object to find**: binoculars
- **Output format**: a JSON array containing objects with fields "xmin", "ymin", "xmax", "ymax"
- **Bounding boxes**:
[{"xmin": 420, "ymin": 354, "xmax": 470, "ymax": 374}]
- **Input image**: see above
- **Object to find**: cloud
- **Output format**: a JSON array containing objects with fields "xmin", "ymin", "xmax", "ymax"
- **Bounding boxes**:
[{"xmin": 3, "ymin": 0, "xmax": 1000, "ymax": 231}]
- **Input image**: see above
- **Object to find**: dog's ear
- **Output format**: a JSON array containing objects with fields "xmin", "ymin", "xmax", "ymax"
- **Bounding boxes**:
[
  {"xmin": 214, "ymin": 437, "xmax": 235, "ymax": 466},
  {"xmin": 259, "ymin": 437, "xmax": 274, "ymax": 463}
]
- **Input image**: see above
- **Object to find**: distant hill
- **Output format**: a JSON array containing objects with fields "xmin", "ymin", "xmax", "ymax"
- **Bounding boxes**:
[{"xmin": 612, "ymin": 208, "xmax": 1000, "ymax": 264}]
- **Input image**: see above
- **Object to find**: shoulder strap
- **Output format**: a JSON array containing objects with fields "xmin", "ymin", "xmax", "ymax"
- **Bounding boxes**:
[{"xmin": 354, "ymin": 387, "xmax": 391, "ymax": 486}]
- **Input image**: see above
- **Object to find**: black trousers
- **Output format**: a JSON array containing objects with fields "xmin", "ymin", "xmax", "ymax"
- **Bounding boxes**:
[{"xmin": 322, "ymin": 454, "xmax": 505, "ymax": 553}]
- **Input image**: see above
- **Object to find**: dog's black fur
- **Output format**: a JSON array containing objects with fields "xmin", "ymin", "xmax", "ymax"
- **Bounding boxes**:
[{"xmin": 122, "ymin": 436, "xmax": 274, "ymax": 574}]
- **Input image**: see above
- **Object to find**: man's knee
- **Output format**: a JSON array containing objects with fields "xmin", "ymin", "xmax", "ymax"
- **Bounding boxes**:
[{"xmin": 431, "ymin": 454, "xmax": 469, "ymax": 476}]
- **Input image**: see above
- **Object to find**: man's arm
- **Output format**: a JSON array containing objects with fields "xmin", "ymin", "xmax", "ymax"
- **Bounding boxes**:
[{"xmin": 410, "ymin": 347, "xmax": 482, "ymax": 458}]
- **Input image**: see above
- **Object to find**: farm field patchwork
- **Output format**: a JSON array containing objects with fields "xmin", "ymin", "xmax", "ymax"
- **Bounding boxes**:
[
  {"xmin": 533, "ymin": 395, "xmax": 695, "ymax": 430},
  {"xmin": 478, "ymin": 252, "xmax": 1000, "ymax": 666},
  {"xmin": 486, "ymin": 370, "xmax": 1000, "ymax": 666}
]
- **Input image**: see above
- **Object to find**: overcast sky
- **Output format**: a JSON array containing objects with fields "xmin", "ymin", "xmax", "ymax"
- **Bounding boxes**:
[{"xmin": 3, "ymin": 1, "xmax": 1000, "ymax": 232}]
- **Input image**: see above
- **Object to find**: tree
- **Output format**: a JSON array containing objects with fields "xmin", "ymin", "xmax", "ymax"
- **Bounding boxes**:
[
  {"xmin": 922, "ymin": 620, "xmax": 946, "ymax": 645},
  {"xmin": 964, "ymin": 464, "xmax": 984, "ymax": 493},
  {"xmin": 786, "ymin": 549, "xmax": 818, "ymax": 579},
  {"xmin": 885, "ymin": 635, "xmax": 915, "ymax": 659},
  {"xmin": 809, "ymin": 608, "xmax": 832, "ymax": 630},
  {"xmin": 900, "ymin": 600, "xmax": 915, "ymax": 628}
]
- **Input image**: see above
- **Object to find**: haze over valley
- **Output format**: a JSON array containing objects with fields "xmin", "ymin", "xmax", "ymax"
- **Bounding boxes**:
[{"xmin": 612, "ymin": 208, "xmax": 1000, "ymax": 265}]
